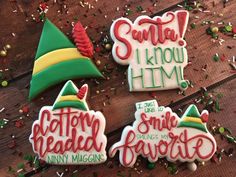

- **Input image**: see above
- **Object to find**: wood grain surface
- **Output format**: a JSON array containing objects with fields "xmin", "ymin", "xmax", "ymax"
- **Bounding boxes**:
[{"xmin": 0, "ymin": 0, "xmax": 235, "ymax": 177}]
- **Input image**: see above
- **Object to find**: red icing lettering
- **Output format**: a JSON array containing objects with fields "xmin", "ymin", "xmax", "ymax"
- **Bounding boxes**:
[
  {"xmin": 31, "ymin": 108, "xmax": 104, "ymax": 158},
  {"xmin": 113, "ymin": 20, "xmax": 132, "ymax": 60}
]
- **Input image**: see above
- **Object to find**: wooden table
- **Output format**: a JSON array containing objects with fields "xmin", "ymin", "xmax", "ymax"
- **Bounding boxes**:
[{"xmin": 0, "ymin": 0, "xmax": 235, "ymax": 177}]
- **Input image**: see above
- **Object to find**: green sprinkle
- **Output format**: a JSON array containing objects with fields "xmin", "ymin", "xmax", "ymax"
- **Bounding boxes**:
[
  {"xmin": 17, "ymin": 163, "xmax": 25, "ymax": 169},
  {"xmin": 226, "ymin": 135, "xmax": 235, "ymax": 143},
  {"xmin": 18, "ymin": 173, "xmax": 25, "ymax": 177},
  {"xmin": 206, "ymin": 27, "xmax": 213, "ymax": 35},
  {"xmin": 211, "ymin": 33, "xmax": 218, "ymax": 39},
  {"xmin": 126, "ymin": 9, "xmax": 133, "ymax": 15},
  {"xmin": 136, "ymin": 6, "xmax": 143, "ymax": 12},
  {"xmin": 0, "ymin": 119, "xmax": 7, "ymax": 128},
  {"xmin": 147, "ymin": 162, "xmax": 155, "ymax": 169},
  {"xmin": 34, "ymin": 159, "xmax": 40, "ymax": 168},
  {"xmin": 190, "ymin": 23, "xmax": 196, "ymax": 29},
  {"xmin": 219, "ymin": 127, "xmax": 225, "ymax": 134},
  {"xmin": 225, "ymin": 25, "xmax": 232, "ymax": 32},
  {"xmin": 180, "ymin": 81, "xmax": 188, "ymax": 89},
  {"xmin": 1, "ymin": 80, "xmax": 8, "ymax": 87},
  {"xmin": 23, "ymin": 154, "xmax": 34, "ymax": 162},
  {"xmin": 213, "ymin": 54, "xmax": 219, "ymax": 62},
  {"xmin": 216, "ymin": 93, "xmax": 224, "ymax": 99},
  {"xmin": 167, "ymin": 163, "xmax": 178, "ymax": 175},
  {"xmin": 215, "ymin": 100, "xmax": 220, "ymax": 112}
]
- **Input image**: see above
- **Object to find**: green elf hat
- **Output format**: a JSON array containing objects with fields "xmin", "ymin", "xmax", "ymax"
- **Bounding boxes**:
[
  {"xmin": 29, "ymin": 19, "xmax": 103, "ymax": 100},
  {"xmin": 178, "ymin": 104, "xmax": 209, "ymax": 133},
  {"xmin": 52, "ymin": 80, "xmax": 89, "ymax": 111}
]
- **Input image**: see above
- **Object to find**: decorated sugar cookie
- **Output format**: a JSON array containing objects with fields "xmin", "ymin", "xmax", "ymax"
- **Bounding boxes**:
[
  {"xmin": 109, "ymin": 100, "xmax": 216, "ymax": 169},
  {"xmin": 29, "ymin": 80, "xmax": 107, "ymax": 165},
  {"xmin": 29, "ymin": 19, "xmax": 103, "ymax": 100},
  {"xmin": 110, "ymin": 10, "xmax": 189, "ymax": 91}
]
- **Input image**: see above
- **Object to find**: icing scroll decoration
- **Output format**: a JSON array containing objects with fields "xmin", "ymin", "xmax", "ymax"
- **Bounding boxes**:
[
  {"xmin": 110, "ymin": 10, "xmax": 189, "ymax": 91},
  {"xmin": 109, "ymin": 100, "xmax": 217, "ymax": 168},
  {"xmin": 29, "ymin": 80, "xmax": 107, "ymax": 165}
]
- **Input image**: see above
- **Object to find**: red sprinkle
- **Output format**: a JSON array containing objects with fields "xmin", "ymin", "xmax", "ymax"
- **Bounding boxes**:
[
  {"xmin": 8, "ymin": 140, "xmax": 16, "ymax": 149},
  {"xmin": 22, "ymin": 106, "xmax": 29, "ymax": 114},
  {"xmin": 232, "ymin": 26, "xmax": 236, "ymax": 34},
  {"xmin": 15, "ymin": 120, "xmax": 24, "ymax": 128},
  {"xmin": 220, "ymin": 54, "xmax": 226, "ymax": 61}
]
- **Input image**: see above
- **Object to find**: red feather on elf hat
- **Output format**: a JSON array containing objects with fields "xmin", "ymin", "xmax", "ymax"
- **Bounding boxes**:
[{"xmin": 72, "ymin": 21, "xmax": 94, "ymax": 58}]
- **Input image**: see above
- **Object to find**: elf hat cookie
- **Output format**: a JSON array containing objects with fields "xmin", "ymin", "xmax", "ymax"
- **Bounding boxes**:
[
  {"xmin": 52, "ymin": 80, "xmax": 89, "ymax": 111},
  {"xmin": 29, "ymin": 19, "xmax": 103, "ymax": 100},
  {"xmin": 178, "ymin": 104, "xmax": 208, "ymax": 133}
]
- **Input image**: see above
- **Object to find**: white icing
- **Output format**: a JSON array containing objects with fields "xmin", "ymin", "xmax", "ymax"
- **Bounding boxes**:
[
  {"xmin": 29, "ymin": 81, "xmax": 107, "ymax": 165},
  {"xmin": 110, "ymin": 11, "xmax": 189, "ymax": 91},
  {"xmin": 109, "ymin": 100, "xmax": 217, "ymax": 167}
]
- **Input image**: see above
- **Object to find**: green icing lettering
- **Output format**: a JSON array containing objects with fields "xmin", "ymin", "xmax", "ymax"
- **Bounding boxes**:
[
  {"xmin": 145, "ymin": 67, "xmax": 161, "ymax": 88},
  {"xmin": 160, "ymin": 66, "xmax": 180, "ymax": 87},
  {"xmin": 145, "ymin": 48, "xmax": 154, "ymax": 65},
  {"xmin": 130, "ymin": 68, "xmax": 144, "ymax": 89},
  {"xmin": 173, "ymin": 47, "xmax": 185, "ymax": 63},
  {"xmin": 136, "ymin": 48, "xmax": 140, "ymax": 64},
  {"xmin": 72, "ymin": 154, "xmax": 104, "ymax": 163},
  {"xmin": 47, "ymin": 154, "xmax": 68, "ymax": 164},
  {"xmin": 163, "ymin": 48, "xmax": 173, "ymax": 63}
]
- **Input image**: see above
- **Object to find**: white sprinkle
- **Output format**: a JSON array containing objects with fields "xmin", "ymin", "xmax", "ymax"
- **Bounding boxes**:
[
  {"xmin": 73, "ymin": 170, "xmax": 78, "ymax": 173},
  {"xmin": 220, "ymin": 38, "xmax": 225, "ymax": 42},
  {"xmin": 203, "ymin": 10, "xmax": 211, "ymax": 13},
  {"xmin": 12, "ymin": 33, "xmax": 16, "ymax": 37},
  {"xmin": 17, "ymin": 169, "xmax": 23, "ymax": 173},
  {"xmin": 80, "ymin": 1, "xmax": 85, "ymax": 7},
  {"xmin": 3, "ymin": 118, "xmax": 9, "ymax": 122},
  {"xmin": 0, "ymin": 107, "xmax": 5, "ymax": 112},
  {"xmin": 177, "ymin": 4, "xmax": 183, "ymax": 8},
  {"xmin": 33, "ymin": 156, "xmax": 38, "ymax": 164},
  {"xmin": 230, "ymin": 63, "xmax": 236, "ymax": 70},
  {"xmin": 194, "ymin": 16, "xmax": 199, "ymax": 19},
  {"xmin": 232, "ymin": 56, "xmax": 235, "ymax": 62},
  {"xmin": 141, "ymin": 10, "xmax": 146, "ymax": 13},
  {"xmin": 218, "ymin": 21, "xmax": 224, "ymax": 25},
  {"xmin": 56, "ymin": 172, "xmax": 64, "ymax": 177},
  {"xmin": 13, "ymin": 10, "xmax": 17, "ymax": 13},
  {"xmin": 116, "ymin": 7, "xmax": 119, "ymax": 11}
]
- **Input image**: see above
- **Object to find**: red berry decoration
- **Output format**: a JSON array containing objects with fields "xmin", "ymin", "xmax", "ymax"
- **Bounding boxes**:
[
  {"xmin": 72, "ymin": 21, "xmax": 94, "ymax": 58},
  {"xmin": 77, "ymin": 85, "xmax": 87, "ymax": 99},
  {"xmin": 201, "ymin": 112, "xmax": 209, "ymax": 123}
]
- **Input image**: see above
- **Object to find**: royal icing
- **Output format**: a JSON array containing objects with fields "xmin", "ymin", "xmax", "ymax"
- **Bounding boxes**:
[
  {"xmin": 109, "ymin": 100, "xmax": 216, "ymax": 168},
  {"xmin": 29, "ymin": 80, "xmax": 107, "ymax": 165},
  {"xmin": 73, "ymin": 21, "xmax": 94, "ymax": 58},
  {"xmin": 29, "ymin": 19, "xmax": 103, "ymax": 100},
  {"xmin": 110, "ymin": 10, "xmax": 189, "ymax": 91}
]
